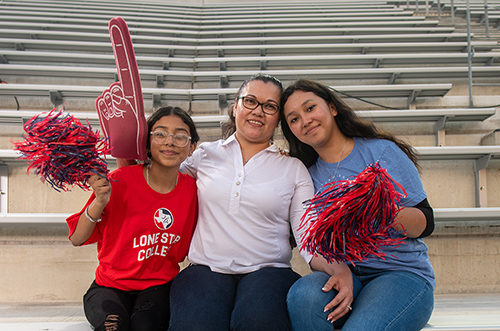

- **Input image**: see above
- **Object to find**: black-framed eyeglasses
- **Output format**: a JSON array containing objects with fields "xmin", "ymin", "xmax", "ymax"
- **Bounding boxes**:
[
  {"xmin": 150, "ymin": 130, "xmax": 191, "ymax": 147},
  {"xmin": 237, "ymin": 96, "xmax": 280, "ymax": 115}
]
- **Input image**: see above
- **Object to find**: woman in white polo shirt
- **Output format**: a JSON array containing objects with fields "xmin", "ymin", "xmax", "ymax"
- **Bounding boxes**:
[{"xmin": 168, "ymin": 74, "xmax": 320, "ymax": 331}]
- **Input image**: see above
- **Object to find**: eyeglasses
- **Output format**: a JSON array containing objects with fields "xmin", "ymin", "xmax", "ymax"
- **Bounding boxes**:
[
  {"xmin": 237, "ymin": 96, "xmax": 280, "ymax": 115},
  {"xmin": 150, "ymin": 130, "xmax": 191, "ymax": 147}
]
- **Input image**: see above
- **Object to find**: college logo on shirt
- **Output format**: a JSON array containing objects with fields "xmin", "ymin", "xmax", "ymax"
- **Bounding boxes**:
[{"xmin": 154, "ymin": 208, "xmax": 174, "ymax": 230}]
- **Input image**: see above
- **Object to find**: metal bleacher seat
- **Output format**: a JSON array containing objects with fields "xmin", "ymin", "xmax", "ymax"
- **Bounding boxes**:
[
  {"xmin": 0, "ymin": 19, "xmax": 442, "ymax": 34},
  {"xmin": 0, "ymin": 4, "xmax": 414, "ymax": 20},
  {"xmin": 1, "ymin": 38, "xmax": 497, "ymax": 56},
  {"xmin": 0, "ymin": 13, "xmax": 440, "ymax": 26},
  {"xmin": 2, "ymin": 50, "xmax": 499, "ymax": 69},
  {"xmin": 0, "ymin": 27, "xmax": 463, "ymax": 45},
  {"xmin": 0, "ymin": 109, "xmax": 227, "ymax": 129},
  {"xmin": 1, "ymin": 107, "xmax": 494, "ymax": 129},
  {"xmin": 417, "ymin": 145, "xmax": 500, "ymax": 208},
  {"xmin": 452, "ymin": 7, "xmax": 500, "ymax": 22},
  {"xmin": 2, "ymin": 63, "xmax": 499, "ymax": 84},
  {"xmin": 0, "ymin": 82, "xmax": 453, "ymax": 110},
  {"xmin": 478, "ymin": 14, "xmax": 500, "ymax": 29},
  {"xmin": 2, "ymin": 25, "xmax": 461, "ymax": 40},
  {"xmin": 154, "ymin": 33, "xmax": 475, "ymax": 46}
]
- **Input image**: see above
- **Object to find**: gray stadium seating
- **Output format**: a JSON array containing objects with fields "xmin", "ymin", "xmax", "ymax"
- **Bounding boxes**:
[{"xmin": 1, "ymin": 2, "xmax": 500, "ymax": 328}]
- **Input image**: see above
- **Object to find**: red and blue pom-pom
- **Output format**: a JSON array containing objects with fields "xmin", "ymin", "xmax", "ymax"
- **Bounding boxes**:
[
  {"xmin": 300, "ymin": 162, "xmax": 407, "ymax": 265},
  {"xmin": 13, "ymin": 109, "xmax": 110, "ymax": 192}
]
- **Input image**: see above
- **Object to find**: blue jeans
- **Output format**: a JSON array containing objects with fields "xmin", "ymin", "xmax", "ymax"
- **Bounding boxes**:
[
  {"xmin": 169, "ymin": 264, "xmax": 301, "ymax": 331},
  {"xmin": 287, "ymin": 267, "xmax": 434, "ymax": 331}
]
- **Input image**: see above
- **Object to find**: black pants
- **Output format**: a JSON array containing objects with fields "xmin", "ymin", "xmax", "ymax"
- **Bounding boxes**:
[{"xmin": 83, "ymin": 280, "xmax": 171, "ymax": 331}]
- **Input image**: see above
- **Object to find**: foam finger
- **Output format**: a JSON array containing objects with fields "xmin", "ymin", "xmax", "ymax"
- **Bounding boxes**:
[{"xmin": 108, "ymin": 17, "xmax": 143, "ymax": 112}]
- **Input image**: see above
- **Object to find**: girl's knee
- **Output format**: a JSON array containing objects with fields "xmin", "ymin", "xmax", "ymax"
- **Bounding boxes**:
[
  {"xmin": 287, "ymin": 272, "xmax": 332, "ymax": 307},
  {"xmin": 104, "ymin": 314, "xmax": 122, "ymax": 331}
]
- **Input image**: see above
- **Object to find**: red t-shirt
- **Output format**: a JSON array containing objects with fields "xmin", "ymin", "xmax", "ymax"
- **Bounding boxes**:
[{"xmin": 66, "ymin": 164, "xmax": 198, "ymax": 291}]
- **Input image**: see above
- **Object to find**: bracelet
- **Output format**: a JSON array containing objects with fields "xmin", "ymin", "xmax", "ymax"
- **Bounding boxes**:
[{"xmin": 84, "ymin": 206, "xmax": 102, "ymax": 223}]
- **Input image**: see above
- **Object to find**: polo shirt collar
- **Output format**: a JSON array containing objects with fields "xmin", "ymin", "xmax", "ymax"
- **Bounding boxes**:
[{"xmin": 223, "ymin": 133, "xmax": 279, "ymax": 153}]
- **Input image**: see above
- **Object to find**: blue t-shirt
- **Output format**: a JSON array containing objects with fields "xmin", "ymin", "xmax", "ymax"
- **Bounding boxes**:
[{"xmin": 308, "ymin": 137, "xmax": 435, "ymax": 289}]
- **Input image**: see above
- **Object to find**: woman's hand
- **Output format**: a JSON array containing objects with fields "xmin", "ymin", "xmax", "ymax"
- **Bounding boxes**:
[
  {"xmin": 322, "ymin": 266, "xmax": 354, "ymax": 323},
  {"xmin": 310, "ymin": 255, "xmax": 354, "ymax": 323}
]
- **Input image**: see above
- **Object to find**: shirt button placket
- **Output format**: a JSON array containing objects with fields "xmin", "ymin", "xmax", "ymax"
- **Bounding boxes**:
[
  {"xmin": 234, "ymin": 172, "xmax": 243, "ymax": 198},
  {"xmin": 230, "ymin": 172, "xmax": 243, "ymax": 212}
]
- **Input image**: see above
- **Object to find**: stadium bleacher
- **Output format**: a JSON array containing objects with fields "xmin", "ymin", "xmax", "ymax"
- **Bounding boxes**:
[
  {"xmin": 5, "ymin": 49, "xmax": 500, "ymax": 68},
  {"xmin": 1, "ymin": 0, "xmax": 500, "ymax": 329}
]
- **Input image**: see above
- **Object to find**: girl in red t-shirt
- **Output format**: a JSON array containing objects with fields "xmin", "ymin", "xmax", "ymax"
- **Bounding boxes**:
[{"xmin": 66, "ymin": 106, "xmax": 199, "ymax": 331}]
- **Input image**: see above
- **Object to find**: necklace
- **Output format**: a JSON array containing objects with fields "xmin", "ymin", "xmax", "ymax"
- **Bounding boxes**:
[
  {"xmin": 146, "ymin": 163, "xmax": 151, "ymax": 185},
  {"xmin": 146, "ymin": 163, "xmax": 178, "ymax": 189},
  {"xmin": 322, "ymin": 137, "xmax": 348, "ymax": 183}
]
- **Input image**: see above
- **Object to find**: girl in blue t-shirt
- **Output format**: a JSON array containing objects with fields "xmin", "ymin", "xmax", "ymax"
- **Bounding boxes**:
[{"xmin": 280, "ymin": 79, "xmax": 435, "ymax": 331}]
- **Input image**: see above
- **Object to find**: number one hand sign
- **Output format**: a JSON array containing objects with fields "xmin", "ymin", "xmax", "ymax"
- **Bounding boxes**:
[{"xmin": 95, "ymin": 17, "xmax": 148, "ymax": 161}]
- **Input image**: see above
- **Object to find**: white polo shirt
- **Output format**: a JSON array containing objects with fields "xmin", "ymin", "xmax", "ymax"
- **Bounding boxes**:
[{"xmin": 181, "ymin": 134, "xmax": 314, "ymax": 274}]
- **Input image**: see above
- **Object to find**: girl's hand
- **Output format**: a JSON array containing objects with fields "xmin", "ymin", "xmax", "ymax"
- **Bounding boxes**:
[
  {"xmin": 88, "ymin": 174, "xmax": 111, "ymax": 207},
  {"xmin": 70, "ymin": 175, "xmax": 110, "ymax": 246}
]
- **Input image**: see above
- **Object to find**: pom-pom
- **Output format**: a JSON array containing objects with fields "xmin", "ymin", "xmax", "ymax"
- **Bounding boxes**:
[
  {"xmin": 300, "ymin": 162, "xmax": 407, "ymax": 265},
  {"xmin": 12, "ymin": 109, "xmax": 110, "ymax": 192}
]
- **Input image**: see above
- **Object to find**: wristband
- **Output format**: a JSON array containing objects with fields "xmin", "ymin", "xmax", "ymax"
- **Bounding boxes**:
[{"xmin": 84, "ymin": 206, "xmax": 102, "ymax": 223}]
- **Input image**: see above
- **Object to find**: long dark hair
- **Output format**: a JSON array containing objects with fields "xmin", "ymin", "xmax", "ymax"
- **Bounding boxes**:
[
  {"xmin": 222, "ymin": 73, "xmax": 283, "ymax": 138},
  {"xmin": 279, "ymin": 79, "xmax": 419, "ymax": 169},
  {"xmin": 146, "ymin": 106, "xmax": 200, "ymax": 159}
]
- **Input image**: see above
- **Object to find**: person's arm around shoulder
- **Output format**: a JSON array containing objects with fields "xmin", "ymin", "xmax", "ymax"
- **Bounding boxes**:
[
  {"xmin": 309, "ymin": 255, "xmax": 354, "ymax": 323},
  {"xmin": 117, "ymin": 158, "xmax": 137, "ymax": 168},
  {"xmin": 69, "ymin": 175, "xmax": 111, "ymax": 246},
  {"xmin": 180, "ymin": 142, "xmax": 205, "ymax": 178}
]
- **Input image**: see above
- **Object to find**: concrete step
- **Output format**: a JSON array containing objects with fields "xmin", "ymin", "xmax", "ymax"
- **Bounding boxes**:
[{"xmin": 0, "ymin": 293, "xmax": 499, "ymax": 331}]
